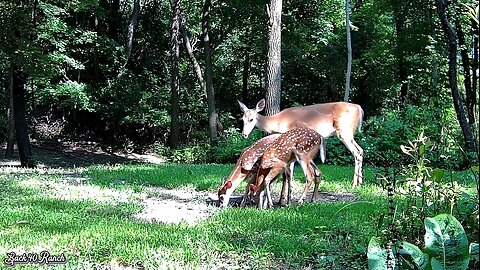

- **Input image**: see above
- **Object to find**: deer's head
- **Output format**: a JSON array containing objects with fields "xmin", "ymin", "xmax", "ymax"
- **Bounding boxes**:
[
  {"xmin": 238, "ymin": 99, "xmax": 265, "ymax": 139},
  {"xmin": 217, "ymin": 178, "xmax": 232, "ymax": 208}
]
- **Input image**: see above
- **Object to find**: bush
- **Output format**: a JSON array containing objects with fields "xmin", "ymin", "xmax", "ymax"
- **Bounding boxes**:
[
  {"xmin": 169, "ymin": 143, "xmax": 213, "ymax": 164},
  {"xmin": 361, "ymin": 105, "xmax": 467, "ymax": 169},
  {"xmin": 213, "ymin": 128, "xmax": 263, "ymax": 163}
]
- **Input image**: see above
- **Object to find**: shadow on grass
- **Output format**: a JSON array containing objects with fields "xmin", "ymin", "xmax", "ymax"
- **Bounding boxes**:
[{"xmin": 0, "ymin": 145, "xmax": 142, "ymax": 169}]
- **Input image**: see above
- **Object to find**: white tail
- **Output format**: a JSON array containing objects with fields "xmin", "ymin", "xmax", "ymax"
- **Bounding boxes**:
[
  {"xmin": 239, "ymin": 99, "xmax": 364, "ymax": 187},
  {"xmin": 249, "ymin": 127, "xmax": 324, "ymax": 208}
]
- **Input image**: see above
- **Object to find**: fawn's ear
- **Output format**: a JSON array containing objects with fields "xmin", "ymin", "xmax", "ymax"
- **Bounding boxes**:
[
  {"xmin": 249, "ymin": 184, "xmax": 257, "ymax": 192},
  {"xmin": 225, "ymin": 181, "xmax": 232, "ymax": 189}
]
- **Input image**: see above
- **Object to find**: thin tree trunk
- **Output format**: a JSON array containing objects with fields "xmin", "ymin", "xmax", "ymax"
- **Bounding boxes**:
[
  {"xmin": 265, "ymin": 0, "xmax": 282, "ymax": 116},
  {"xmin": 395, "ymin": 8, "xmax": 408, "ymax": 108},
  {"xmin": 202, "ymin": 0, "xmax": 218, "ymax": 144},
  {"xmin": 109, "ymin": 0, "xmax": 121, "ymax": 40},
  {"xmin": 124, "ymin": 0, "xmax": 141, "ymax": 68},
  {"xmin": 471, "ymin": 20, "xmax": 478, "ymax": 141},
  {"xmin": 435, "ymin": 0, "xmax": 476, "ymax": 152},
  {"xmin": 242, "ymin": 48, "xmax": 250, "ymax": 103},
  {"xmin": 429, "ymin": 8, "xmax": 439, "ymax": 89},
  {"xmin": 12, "ymin": 66, "xmax": 33, "ymax": 167},
  {"xmin": 179, "ymin": 20, "xmax": 206, "ymax": 96},
  {"xmin": 344, "ymin": 0, "xmax": 352, "ymax": 102},
  {"xmin": 168, "ymin": 0, "xmax": 181, "ymax": 148},
  {"xmin": 456, "ymin": 21, "xmax": 475, "ymax": 127},
  {"xmin": 5, "ymin": 70, "xmax": 15, "ymax": 158}
]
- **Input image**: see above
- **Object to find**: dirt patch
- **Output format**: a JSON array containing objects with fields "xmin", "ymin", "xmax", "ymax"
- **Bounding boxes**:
[
  {"xmin": 131, "ymin": 189, "xmax": 356, "ymax": 225},
  {"xmin": 314, "ymin": 191, "xmax": 356, "ymax": 202},
  {"xmin": 133, "ymin": 187, "xmax": 220, "ymax": 225}
]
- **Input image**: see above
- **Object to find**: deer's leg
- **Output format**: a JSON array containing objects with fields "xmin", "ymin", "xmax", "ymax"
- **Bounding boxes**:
[
  {"xmin": 287, "ymin": 162, "xmax": 295, "ymax": 205},
  {"xmin": 297, "ymin": 160, "xmax": 314, "ymax": 204},
  {"xmin": 310, "ymin": 162, "xmax": 322, "ymax": 202},
  {"xmin": 278, "ymin": 172, "xmax": 288, "ymax": 206},
  {"xmin": 264, "ymin": 168, "xmax": 284, "ymax": 208},
  {"xmin": 353, "ymin": 140, "xmax": 364, "ymax": 185},
  {"xmin": 338, "ymin": 134, "xmax": 363, "ymax": 188}
]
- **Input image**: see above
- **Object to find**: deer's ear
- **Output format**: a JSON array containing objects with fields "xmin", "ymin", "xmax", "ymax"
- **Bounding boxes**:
[
  {"xmin": 256, "ymin": 99, "xmax": 265, "ymax": 112},
  {"xmin": 238, "ymin": 100, "xmax": 249, "ymax": 113},
  {"xmin": 249, "ymin": 184, "xmax": 257, "ymax": 192},
  {"xmin": 225, "ymin": 181, "xmax": 232, "ymax": 189}
]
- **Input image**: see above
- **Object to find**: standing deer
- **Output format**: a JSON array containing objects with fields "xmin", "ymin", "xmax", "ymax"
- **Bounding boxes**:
[
  {"xmin": 217, "ymin": 133, "xmax": 294, "ymax": 208},
  {"xmin": 249, "ymin": 127, "xmax": 325, "ymax": 209},
  {"xmin": 239, "ymin": 99, "xmax": 364, "ymax": 187}
]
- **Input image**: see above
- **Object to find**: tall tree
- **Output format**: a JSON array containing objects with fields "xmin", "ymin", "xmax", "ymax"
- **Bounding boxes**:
[
  {"xmin": 265, "ymin": 0, "xmax": 282, "ymax": 116},
  {"xmin": 180, "ymin": 20, "xmax": 206, "ymax": 97},
  {"xmin": 435, "ymin": 0, "xmax": 476, "ymax": 152},
  {"xmin": 394, "ymin": 2, "xmax": 408, "ymax": 108},
  {"xmin": 456, "ymin": 21, "xmax": 475, "ymax": 128},
  {"xmin": 202, "ymin": 0, "xmax": 218, "ymax": 144},
  {"xmin": 11, "ymin": 0, "xmax": 33, "ymax": 167},
  {"xmin": 344, "ymin": 0, "xmax": 352, "ymax": 102},
  {"xmin": 124, "ymin": 0, "xmax": 141, "ymax": 68},
  {"xmin": 5, "ymin": 69, "xmax": 15, "ymax": 158},
  {"xmin": 169, "ymin": 0, "xmax": 181, "ymax": 148}
]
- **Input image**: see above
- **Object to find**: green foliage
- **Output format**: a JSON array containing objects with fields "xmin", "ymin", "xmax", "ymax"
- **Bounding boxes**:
[
  {"xmin": 368, "ymin": 214, "xmax": 477, "ymax": 270},
  {"xmin": 362, "ymin": 105, "xmax": 467, "ymax": 169},
  {"xmin": 169, "ymin": 143, "xmax": 213, "ymax": 164},
  {"xmin": 213, "ymin": 128, "xmax": 263, "ymax": 164}
]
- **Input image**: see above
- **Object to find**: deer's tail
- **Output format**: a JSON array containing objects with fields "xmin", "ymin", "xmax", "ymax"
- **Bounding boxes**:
[{"xmin": 357, "ymin": 105, "xmax": 364, "ymax": 132}]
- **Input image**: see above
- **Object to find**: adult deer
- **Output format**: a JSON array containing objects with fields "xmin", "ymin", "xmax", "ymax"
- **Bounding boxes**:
[
  {"xmin": 217, "ymin": 133, "xmax": 293, "ymax": 208},
  {"xmin": 249, "ymin": 128, "xmax": 325, "ymax": 209},
  {"xmin": 239, "ymin": 99, "xmax": 364, "ymax": 187}
]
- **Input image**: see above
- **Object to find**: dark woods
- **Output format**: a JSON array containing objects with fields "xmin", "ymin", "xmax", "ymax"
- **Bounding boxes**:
[{"xmin": 0, "ymin": 0, "xmax": 478, "ymax": 167}]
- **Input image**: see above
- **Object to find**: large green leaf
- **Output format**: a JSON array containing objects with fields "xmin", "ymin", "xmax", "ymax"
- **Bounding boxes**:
[
  {"xmin": 470, "ymin": 243, "xmax": 479, "ymax": 256},
  {"xmin": 424, "ymin": 214, "xmax": 470, "ymax": 270},
  {"xmin": 397, "ymin": 241, "xmax": 429, "ymax": 269},
  {"xmin": 368, "ymin": 237, "xmax": 395, "ymax": 270}
]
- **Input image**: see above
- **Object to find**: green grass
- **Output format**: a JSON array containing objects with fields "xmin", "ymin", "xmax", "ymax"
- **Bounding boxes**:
[{"xmin": 0, "ymin": 164, "xmax": 477, "ymax": 269}]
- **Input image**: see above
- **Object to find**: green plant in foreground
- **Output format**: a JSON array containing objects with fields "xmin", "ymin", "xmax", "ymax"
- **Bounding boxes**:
[{"xmin": 368, "ymin": 214, "xmax": 479, "ymax": 270}]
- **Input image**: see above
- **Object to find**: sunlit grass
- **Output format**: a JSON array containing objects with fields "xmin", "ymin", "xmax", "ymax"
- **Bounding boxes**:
[{"xmin": 0, "ymin": 163, "xmax": 477, "ymax": 269}]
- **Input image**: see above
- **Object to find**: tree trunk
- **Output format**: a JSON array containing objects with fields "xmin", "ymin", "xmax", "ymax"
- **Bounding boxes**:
[
  {"xmin": 429, "ymin": 8, "xmax": 439, "ymax": 89},
  {"xmin": 12, "ymin": 66, "xmax": 33, "ymax": 167},
  {"xmin": 435, "ymin": 0, "xmax": 476, "ymax": 153},
  {"xmin": 456, "ymin": 21, "xmax": 475, "ymax": 128},
  {"xmin": 395, "ymin": 8, "xmax": 408, "ymax": 108},
  {"xmin": 180, "ymin": 19, "xmax": 206, "ymax": 97},
  {"xmin": 5, "ymin": 70, "xmax": 15, "ymax": 158},
  {"xmin": 242, "ymin": 48, "xmax": 250, "ymax": 103},
  {"xmin": 344, "ymin": 0, "xmax": 352, "ymax": 102},
  {"xmin": 265, "ymin": 0, "xmax": 282, "ymax": 116},
  {"xmin": 109, "ymin": 0, "xmax": 121, "ymax": 40},
  {"xmin": 168, "ymin": 0, "xmax": 181, "ymax": 148},
  {"xmin": 202, "ymin": 0, "xmax": 218, "ymax": 144},
  {"xmin": 124, "ymin": 0, "xmax": 141, "ymax": 68},
  {"xmin": 470, "ymin": 20, "xmax": 478, "ymax": 140}
]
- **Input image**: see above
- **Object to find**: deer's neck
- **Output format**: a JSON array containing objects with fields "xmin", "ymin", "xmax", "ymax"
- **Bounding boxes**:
[{"xmin": 257, "ymin": 114, "xmax": 279, "ymax": 134}]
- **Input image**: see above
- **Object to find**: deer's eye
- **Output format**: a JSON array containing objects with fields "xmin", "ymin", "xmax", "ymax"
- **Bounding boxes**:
[{"xmin": 249, "ymin": 118, "xmax": 254, "ymax": 122}]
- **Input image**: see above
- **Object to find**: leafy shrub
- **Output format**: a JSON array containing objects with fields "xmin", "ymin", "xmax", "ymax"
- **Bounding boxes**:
[
  {"xmin": 362, "ymin": 105, "xmax": 467, "ymax": 169},
  {"xmin": 168, "ymin": 143, "xmax": 213, "ymax": 164},
  {"xmin": 325, "ymin": 136, "xmax": 354, "ymax": 165},
  {"xmin": 368, "ymin": 214, "xmax": 479, "ymax": 270},
  {"xmin": 213, "ymin": 128, "xmax": 263, "ymax": 163},
  {"xmin": 371, "ymin": 133, "xmax": 479, "ymax": 269}
]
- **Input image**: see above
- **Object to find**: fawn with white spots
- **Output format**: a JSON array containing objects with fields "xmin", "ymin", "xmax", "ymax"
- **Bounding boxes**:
[
  {"xmin": 249, "ymin": 127, "xmax": 325, "ymax": 209},
  {"xmin": 217, "ymin": 134, "xmax": 293, "ymax": 208}
]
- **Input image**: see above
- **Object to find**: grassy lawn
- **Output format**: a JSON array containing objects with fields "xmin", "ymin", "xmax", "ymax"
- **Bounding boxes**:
[{"xmin": 0, "ymin": 164, "xmax": 477, "ymax": 269}]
